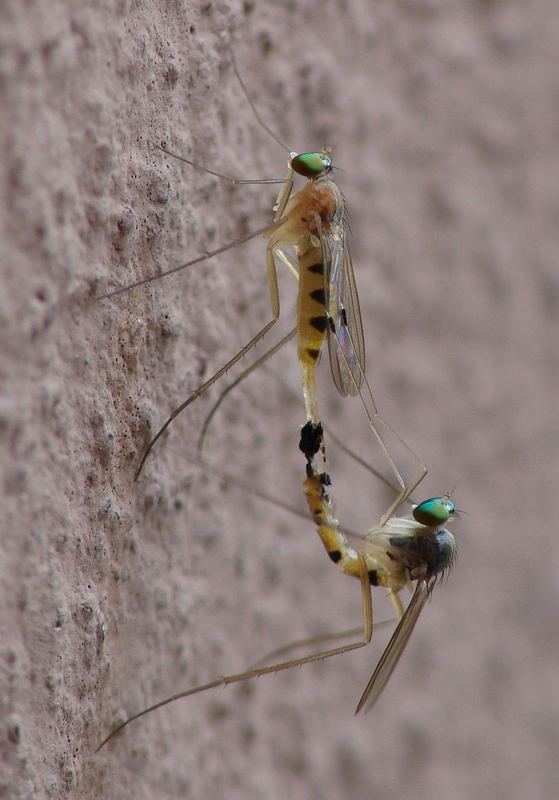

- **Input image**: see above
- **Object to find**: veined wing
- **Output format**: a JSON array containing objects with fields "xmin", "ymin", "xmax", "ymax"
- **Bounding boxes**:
[
  {"xmin": 355, "ymin": 581, "xmax": 429, "ymax": 714},
  {"xmin": 324, "ymin": 225, "xmax": 366, "ymax": 397}
]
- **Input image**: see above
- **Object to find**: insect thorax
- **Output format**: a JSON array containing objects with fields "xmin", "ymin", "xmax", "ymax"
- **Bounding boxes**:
[
  {"xmin": 271, "ymin": 179, "xmax": 344, "ymax": 248},
  {"xmin": 389, "ymin": 528, "xmax": 457, "ymax": 582}
]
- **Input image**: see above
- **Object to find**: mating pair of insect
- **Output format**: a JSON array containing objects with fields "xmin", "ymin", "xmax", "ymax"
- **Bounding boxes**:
[{"xmin": 97, "ymin": 55, "xmax": 458, "ymax": 750}]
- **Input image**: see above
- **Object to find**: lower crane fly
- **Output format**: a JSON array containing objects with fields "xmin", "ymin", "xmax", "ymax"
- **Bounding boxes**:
[
  {"xmin": 97, "ymin": 350, "xmax": 458, "ymax": 751},
  {"xmin": 298, "ymin": 417, "xmax": 456, "ymax": 714}
]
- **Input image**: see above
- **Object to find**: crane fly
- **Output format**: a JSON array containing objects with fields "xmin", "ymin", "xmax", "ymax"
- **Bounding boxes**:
[
  {"xmin": 96, "ymin": 337, "xmax": 459, "ymax": 751},
  {"xmin": 100, "ymin": 53, "xmax": 365, "ymax": 478},
  {"xmin": 299, "ymin": 416, "xmax": 457, "ymax": 715},
  {"xmin": 96, "ymin": 454, "xmax": 457, "ymax": 749}
]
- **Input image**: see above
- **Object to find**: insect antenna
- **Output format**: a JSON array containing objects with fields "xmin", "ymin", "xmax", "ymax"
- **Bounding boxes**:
[
  {"xmin": 196, "ymin": 327, "xmax": 297, "ymax": 457},
  {"xmin": 229, "ymin": 48, "xmax": 291, "ymax": 155}
]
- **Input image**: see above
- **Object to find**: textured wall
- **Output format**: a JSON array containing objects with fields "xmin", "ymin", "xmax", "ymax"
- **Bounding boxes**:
[{"xmin": 2, "ymin": 1, "xmax": 558, "ymax": 798}]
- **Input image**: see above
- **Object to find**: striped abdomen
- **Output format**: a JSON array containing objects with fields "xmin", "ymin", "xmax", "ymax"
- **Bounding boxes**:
[
  {"xmin": 268, "ymin": 177, "xmax": 343, "ymax": 423},
  {"xmin": 297, "ymin": 240, "xmax": 328, "ymax": 422},
  {"xmin": 300, "ymin": 421, "xmax": 361, "ymax": 578}
]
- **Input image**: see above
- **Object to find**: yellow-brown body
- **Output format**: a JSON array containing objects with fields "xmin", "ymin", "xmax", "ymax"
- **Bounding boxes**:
[{"xmin": 268, "ymin": 179, "xmax": 345, "ymax": 422}]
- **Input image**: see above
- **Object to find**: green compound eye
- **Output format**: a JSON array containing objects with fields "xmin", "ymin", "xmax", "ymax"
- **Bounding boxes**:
[
  {"xmin": 413, "ymin": 496, "xmax": 455, "ymax": 527},
  {"xmin": 291, "ymin": 151, "xmax": 333, "ymax": 178}
]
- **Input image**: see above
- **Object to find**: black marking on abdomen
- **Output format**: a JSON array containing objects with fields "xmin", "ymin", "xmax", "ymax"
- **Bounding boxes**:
[
  {"xmin": 310, "ymin": 315, "xmax": 328, "ymax": 333},
  {"xmin": 309, "ymin": 288, "xmax": 326, "ymax": 305},
  {"xmin": 368, "ymin": 570, "xmax": 379, "ymax": 586},
  {"xmin": 329, "ymin": 550, "xmax": 342, "ymax": 564},
  {"xmin": 308, "ymin": 262, "xmax": 324, "ymax": 275},
  {"xmin": 300, "ymin": 421, "xmax": 323, "ymax": 458},
  {"xmin": 318, "ymin": 472, "xmax": 331, "ymax": 487},
  {"xmin": 306, "ymin": 347, "xmax": 320, "ymax": 361}
]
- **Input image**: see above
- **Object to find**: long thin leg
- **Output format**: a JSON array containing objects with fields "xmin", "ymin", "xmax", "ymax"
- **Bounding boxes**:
[
  {"xmin": 361, "ymin": 401, "xmax": 427, "ymax": 528},
  {"xmin": 195, "ymin": 324, "xmax": 412, "ymax": 501},
  {"xmin": 194, "ymin": 246, "xmax": 300, "ymax": 454},
  {"xmin": 194, "ymin": 248, "xmax": 301, "ymax": 453},
  {"xmin": 96, "ymin": 555, "xmax": 373, "ymax": 752},
  {"xmin": 195, "ymin": 340, "xmax": 413, "ymax": 506},
  {"xmin": 274, "ymin": 247, "xmax": 300, "ymax": 279},
  {"xmin": 329, "ymin": 322, "xmax": 427, "ymax": 526},
  {"xmin": 159, "ymin": 45, "xmax": 293, "ymax": 183},
  {"xmin": 196, "ymin": 327, "xmax": 297, "ymax": 456},
  {"xmin": 272, "ymin": 168, "xmax": 294, "ymax": 220},
  {"xmin": 174, "ymin": 448, "xmax": 369, "ymax": 541},
  {"xmin": 229, "ymin": 48, "xmax": 291, "ymax": 155},
  {"xmin": 323, "ymin": 421, "xmax": 413, "ymax": 504},
  {"xmin": 157, "ymin": 143, "xmax": 288, "ymax": 185},
  {"xmin": 100, "ymin": 219, "xmax": 285, "ymax": 300},
  {"xmin": 387, "ymin": 588, "xmax": 404, "ymax": 619},
  {"xmin": 250, "ymin": 618, "xmax": 396, "ymax": 671},
  {"xmin": 210, "ymin": 350, "xmax": 412, "ymax": 505},
  {"xmin": 134, "ymin": 241, "xmax": 282, "ymax": 480},
  {"xmin": 362, "ymin": 407, "xmax": 427, "ymax": 528},
  {"xmin": 175, "ymin": 446, "xmax": 313, "ymax": 525}
]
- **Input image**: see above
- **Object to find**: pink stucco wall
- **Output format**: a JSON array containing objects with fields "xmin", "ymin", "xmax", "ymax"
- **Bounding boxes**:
[{"xmin": 2, "ymin": 1, "xmax": 558, "ymax": 797}]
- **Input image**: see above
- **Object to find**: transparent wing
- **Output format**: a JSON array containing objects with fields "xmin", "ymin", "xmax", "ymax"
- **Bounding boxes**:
[
  {"xmin": 355, "ymin": 581, "xmax": 429, "ymax": 714},
  {"xmin": 324, "ymin": 224, "xmax": 366, "ymax": 397}
]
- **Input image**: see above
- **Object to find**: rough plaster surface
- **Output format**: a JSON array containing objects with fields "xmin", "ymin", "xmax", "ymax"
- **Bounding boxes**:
[{"xmin": 2, "ymin": 1, "xmax": 558, "ymax": 798}]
